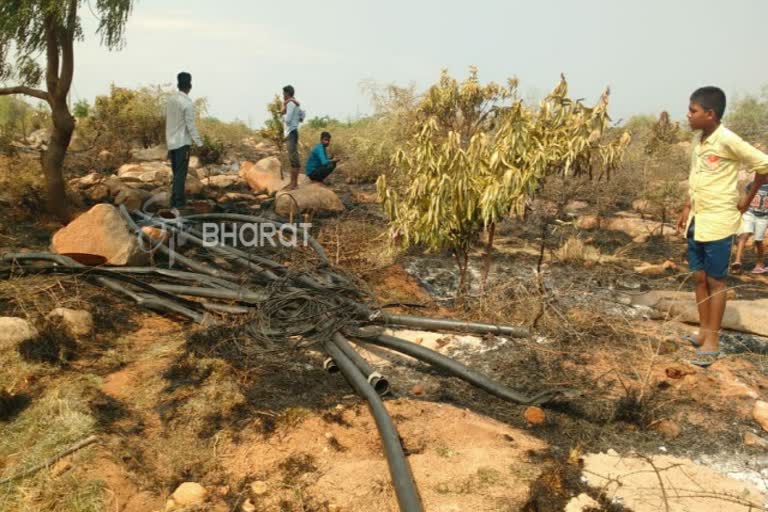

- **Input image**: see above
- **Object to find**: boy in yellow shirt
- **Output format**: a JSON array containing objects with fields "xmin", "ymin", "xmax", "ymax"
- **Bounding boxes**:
[{"xmin": 676, "ymin": 86, "xmax": 768, "ymax": 366}]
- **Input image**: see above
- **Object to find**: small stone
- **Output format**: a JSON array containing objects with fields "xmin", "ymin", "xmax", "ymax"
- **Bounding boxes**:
[
  {"xmin": 171, "ymin": 482, "xmax": 207, "ymax": 507},
  {"xmin": 47, "ymin": 308, "xmax": 93, "ymax": 337},
  {"xmin": 410, "ymin": 384, "xmax": 425, "ymax": 396},
  {"xmin": 0, "ymin": 317, "xmax": 39, "ymax": 349},
  {"xmin": 241, "ymin": 498, "xmax": 257, "ymax": 512},
  {"xmin": 249, "ymin": 480, "xmax": 268, "ymax": 496},
  {"xmin": 744, "ymin": 432, "xmax": 768, "ymax": 448},
  {"xmin": 651, "ymin": 419, "xmax": 680, "ymax": 440},
  {"xmin": 753, "ymin": 401, "xmax": 768, "ymax": 432},
  {"xmin": 524, "ymin": 406, "xmax": 546, "ymax": 425},
  {"xmin": 633, "ymin": 234, "xmax": 650, "ymax": 244},
  {"xmin": 216, "ymin": 485, "xmax": 230, "ymax": 496},
  {"xmin": 606, "ymin": 449, "xmax": 619, "ymax": 457},
  {"xmin": 662, "ymin": 260, "xmax": 677, "ymax": 270},
  {"xmin": 565, "ymin": 493, "xmax": 600, "ymax": 512}
]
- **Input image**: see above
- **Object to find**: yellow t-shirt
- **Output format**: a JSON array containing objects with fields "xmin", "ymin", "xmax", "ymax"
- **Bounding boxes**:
[{"xmin": 687, "ymin": 125, "xmax": 768, "ymax": 241}]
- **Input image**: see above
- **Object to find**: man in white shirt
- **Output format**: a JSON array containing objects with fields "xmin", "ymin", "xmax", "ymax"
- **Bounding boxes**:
[
  {"xmin": 166, "ymin": 72, "xmax": 203, "ymax": 208},
  {"xmin": 282, "ymin": 84, "xmax": 302, "ymax": 190}
]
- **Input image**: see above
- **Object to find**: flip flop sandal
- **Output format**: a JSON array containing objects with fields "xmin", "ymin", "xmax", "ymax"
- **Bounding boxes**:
[
  {"xmin": 731, "ymin": 262, "xmax": 743, "ymax": 273},
  {"xmin": 689, "ymin": 351, "xmax": 721, "ymax": 368},
  {"xmin": 679, "ymin": 334, "xmax": 701, "ymax": 348},
  {"xmin": 751, "ymin": 267, "xmax": 767, "ymax": 274}
]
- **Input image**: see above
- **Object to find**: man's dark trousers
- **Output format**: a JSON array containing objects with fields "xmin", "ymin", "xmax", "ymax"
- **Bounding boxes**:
[
  {"xmin": 308, "ymin": 162, "xmax": 336, "ymax": 182},
  {"xmin": 169, "ymin": 145, "xmax": 190, "ymax": 208}
]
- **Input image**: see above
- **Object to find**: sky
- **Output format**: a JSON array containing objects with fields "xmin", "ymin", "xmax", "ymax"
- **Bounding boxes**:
[{"xmin": 66, "ymin": 0, "xmax": 768, "ymax": 127}]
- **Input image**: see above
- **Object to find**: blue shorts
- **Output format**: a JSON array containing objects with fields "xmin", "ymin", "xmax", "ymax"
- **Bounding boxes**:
[{"xmin": 687, "ymin": 222, "xmax": 733, "ymax": 279}]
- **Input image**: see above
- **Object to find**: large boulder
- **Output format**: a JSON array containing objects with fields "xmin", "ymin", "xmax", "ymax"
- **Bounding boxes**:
[
  {"xmin": 274, "ymin": 184, "xmax": 345, "ymax": 217},
  {"xmin": 185, "ymin": 175, "xmax": 203, "ymax": 196},
  {"xmin": 51, "ymin": 203, "xmax": 148, "ymax": 266},
  {"xmin": 0, "ymin": 317, "xmax": 38, "ymax": 350},
  {"xmin": 631, "ymin": 291, "xmax": 768, "ymax": 337},
  {"xmin": 130, "ymin": 145, "xmax": 168, "ymax": 162},
  {"xmin": 241, "ymin": 157, "xmax": 308, "ymax": 195}
]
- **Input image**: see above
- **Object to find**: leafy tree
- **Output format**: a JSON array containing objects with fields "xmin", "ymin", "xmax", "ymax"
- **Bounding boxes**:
[
  {"xmin": 260, "ymin": 95, "xmax": 285, "ymax": 151},
  {"xmin": 0, "ymin": 0, "xmax": 134, "ymax": 220},
  {"xmin": 726, "ymin": 87, "xmax": 768, "ymax": 146},
  {"xmin": 378, "ymin": 69, "xmax": 630, "ymax": 291},
  {"xmin": 72, "ymin": 98, "xmax": 89, "ymax": 118}
]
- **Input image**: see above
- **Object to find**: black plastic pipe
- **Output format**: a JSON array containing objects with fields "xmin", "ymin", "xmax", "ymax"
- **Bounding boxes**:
[
  {"xmin": 351, "ymin": 333, "xmax": 559, "ymax": 405},
  {"xmin": 331, "ymin": 333, "xmax": 390, "ymax": 396},
  {"xmin": 151, "ymin": 284, "xmax": 268, "ymax": 303},
  {"xmin": 322, "ymin": 339, "xmax": 423, "ymax": 512},
  {"xmin": 378, "ymin": 312, "xmax": 529, "ymax": 338}
]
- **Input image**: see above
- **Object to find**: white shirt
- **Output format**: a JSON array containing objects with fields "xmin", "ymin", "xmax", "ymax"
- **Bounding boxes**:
[
  {"xmin": 283, "ymin": 101, "xmax": 300, "ymax": 138},
  {"xmin": 166, "ymin": 91, "xmax": 203, "ymax": 150}
]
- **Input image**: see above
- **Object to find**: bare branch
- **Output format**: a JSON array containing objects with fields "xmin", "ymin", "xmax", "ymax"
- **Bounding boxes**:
[{"xmin": 0, "ymin": 85, "xmax": 48, "ymax": 101}]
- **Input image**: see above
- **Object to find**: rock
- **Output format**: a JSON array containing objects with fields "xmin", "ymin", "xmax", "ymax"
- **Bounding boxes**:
[
  {"xmin": 51, "ymin": 203, "xmax": 148, "ymax": 266},
  {"xmin": 633, "ymin": 233, "xmax": 650, "ymax": 244},
  {"xmin": 98, "ymin": 149, "xmax": 112, "ymax": 161},
  {"xmin": 117, "ymin": 163, "xmax": 143, "ymax": 177},
  {"xmin": 665, "ymin": 365, "xmax": 695, "ymax": 380},
  {"xmin": 564, "ymin": 200, "xmax": 589, "ymax": 214},
  {"xmin": 0, "ymin": 317, "xmax": 38, "ymax": 349},
  {"xmin": 46, "ymin": 308, "xmax": 93, "ymax": 337},
  {"xmin": 753, "ymin": 401, "xmax": 768, "ymax": 432},
  {"xmin": 131, "ymin": 145, "xmax": 168, "ymax": 162},
  {"xmin": 104, "ymin": 175, "xmax": 125, "ymax": 196},
  {"xmin": 171, "ymin": 482, "xmax": 207, "ymax": 507},
  {"xmin": 410, "ymin": 384, "xmax": 425, "ymax": 396},
  {"xmin": 651, "ymin": 419, "xmax": 680, "ymax": 440},
  {"xmin": 578, "ymin": 212, "xmax": 676, "ymax": 239},
  {"xmin": 631, "ymin": 291, "xmax": 768, "ymax": 337},
  {"xmin": 241, "ymin": 499, "xmax": 256, "ymax": 512},
  {"xmin": 353, "ymin": 191, "xmax": 381, "ymax": 204},
  {"xmin": 79, "ymin": 172, "xmax": 104, "ymax": 187},
  {"xmin": 139, "ymin": 170, "xmax": 171, "ymax": 184},
  {"xmin": 186, "ymin": 175, "xmax": 203, "ymax": 196},
  {"xmin": 84, "ymin": 183, "xmax": 110, "ymax": 202},
  {"xmin": 274, "ymin": 184, "xmax": 345, "ymax": 217},
  {"xmin": 249, "ymin": 481, "xmax": 268, "ymax": 496},
  {"xmin": 114, "ymin": 187, "xmax": 148, "ymax": 211},
  {"xmin": 524, "ymin": 406, "xmax": 546, "ymax": 425},
  {"xmin": 141, "ymin": 226, "xmax": 168, "ymax": 242},
  {"xmin": 189, "ymin": 156, "xmax": 200, "ymax": 169},
  {"xmin": 203, "ymin": 175, "xmax": 243, "ymax": 189},
  {"xmin": 218, "ymin": 192, "xmax": 256, "ymax": 203},
  {"xmin": 241, "ymin": 157, "xmax": 308, "ymax": 195},
  {"xmin": 744, "ymin": 432, "xmax": 768, "ymax": 448},
  {"xmin": 565, "ymin": 493, "xmax": 600, "ymax": 512},
  {"xmin": 662, "ymin": 260, "xmax": 677, "ymax": 270}
]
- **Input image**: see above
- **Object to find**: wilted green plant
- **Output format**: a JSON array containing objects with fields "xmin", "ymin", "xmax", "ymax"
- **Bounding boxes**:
[{"xmin": 379, "ymin": 69, "xmax": 630, "ymax": 290}]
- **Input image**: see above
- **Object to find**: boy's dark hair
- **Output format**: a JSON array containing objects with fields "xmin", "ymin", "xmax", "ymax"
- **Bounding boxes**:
[
  {"xmin": 690, "ymin": 86, "xmax": 726, "ymax": 120},
  {"xmin": 320, "ymin": 131, "xmax": 332, "ymax": 140},
  {"xmin": 177, "ymin": 72, "xmax": 192, "ymax": 91},
  {"xmin": 283, "ymin": 85, "xmax": 295, "ymax": 97}
]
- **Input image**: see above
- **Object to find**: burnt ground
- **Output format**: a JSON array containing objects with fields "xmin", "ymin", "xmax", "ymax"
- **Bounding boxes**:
[{"xmin": 1, "ymin": 186, "xmax": 767, "ymax": 510}]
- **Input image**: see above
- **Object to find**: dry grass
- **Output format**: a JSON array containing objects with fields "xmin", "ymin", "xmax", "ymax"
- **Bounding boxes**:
[
  {"xmin": 554, "ymin": 236, "xmax": 602, "ymax": 264},
  {"xmin": 0, "ymin": 380, "xmax": 103, "ymax": 512}
]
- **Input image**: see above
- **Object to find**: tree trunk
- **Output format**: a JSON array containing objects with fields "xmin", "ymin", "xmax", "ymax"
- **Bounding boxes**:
[
  {"xmin": 43, "ymin": 98, "xmax": 74, "ymax": 222},
  {"xmin": 481, "ymin": 222, "xmax": 496, "ymax": 287}
]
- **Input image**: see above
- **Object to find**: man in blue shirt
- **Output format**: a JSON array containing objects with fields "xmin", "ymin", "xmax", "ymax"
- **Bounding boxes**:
[{"xmin": 305, "ymin": 131, "xmax": 339, "ymax": 183}]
